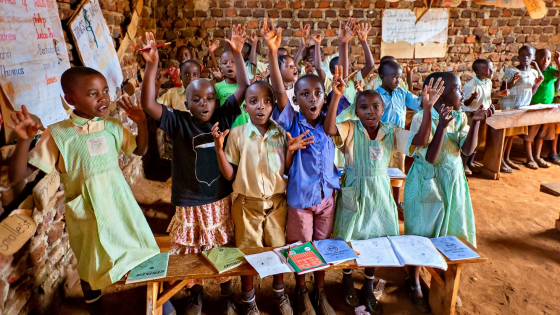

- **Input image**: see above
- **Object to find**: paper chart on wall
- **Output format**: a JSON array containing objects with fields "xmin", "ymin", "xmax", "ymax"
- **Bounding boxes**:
[
  {"xmin": 69, "ymin": 0, "xmax": 123, "ymax": 100},
  {"xmin": 382, "ymin": 9, "xmax": 449, "ymax": 45},
  {"xmin": 0, "ymin": 0, "xmax": 71, "ymax": 132}
]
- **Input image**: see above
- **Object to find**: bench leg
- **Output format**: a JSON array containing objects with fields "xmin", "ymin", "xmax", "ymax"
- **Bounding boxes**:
[
  {"xmin": 481, "ymin": 126, "xmax": 504, "ymax": 180},
  {"xmin": 428, "ymin": 264, "xmax": 462, "ymax": 315},
  {"xmin": 147, "ymin": 282, "xmax": 162, "ymax": 315}
]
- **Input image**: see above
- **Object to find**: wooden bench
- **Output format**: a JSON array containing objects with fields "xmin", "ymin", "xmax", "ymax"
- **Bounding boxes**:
[
  {"xmin": 481, "ymin": 107, "xmax": 560, "ymax": 180},
  {"xmin": 119, "ymin": 237, "xmax": 486, "ymax": 315}
]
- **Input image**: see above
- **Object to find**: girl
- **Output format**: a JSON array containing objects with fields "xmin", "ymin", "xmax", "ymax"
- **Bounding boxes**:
[
  {"xmin": 500, "ymin": 45, "xmax": 543, "ymax": 172},
  {"xmin": 140, "ymin": 27, "xmax": 249, "ymax": 315},
  {"xmin": 325, "ymin": 75, "xmax": 445, "ymax": 315},
  {"xmin": 403, "ymin": 72, "xmax": 494, "ymax": 313}
]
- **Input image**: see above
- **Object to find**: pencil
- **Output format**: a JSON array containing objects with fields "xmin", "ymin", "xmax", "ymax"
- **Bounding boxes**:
[
  {"xmin": 137, "ymin": 42, "xmax": 172, "ymax": 52},
  {"xmin": 286, "ymin": 245, "xmax": 292, "ymax": 263}
]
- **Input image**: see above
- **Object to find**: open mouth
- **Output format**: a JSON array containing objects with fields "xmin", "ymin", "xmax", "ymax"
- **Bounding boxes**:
[
  {"xmin": 201, "ymin": 109, "xmax": 210, "ymax": 115},
  {"xmin": 255, "ymin": 112, "xmax": 266, "ymax": 119},
  {"xmin": 309, "ymin": 105, "xmax": 318, "ymax": 114},
  {"xmin": 98, "ymin": 105, "xmax": 108, "ymax": 112},
  {"xmin": 227, "ymin": 69, "xmax": 234, "ymax": 74}
]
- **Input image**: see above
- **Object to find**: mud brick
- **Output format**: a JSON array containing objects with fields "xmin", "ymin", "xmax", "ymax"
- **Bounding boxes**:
[
  {"xmin": 325, "ymin": 9, "xmax": 336, "ymax": 17},
  {"xmin": 281, "ymin": 10, "xmax": 292, "ymax": 18},
  {"xmin": 318, "ymin": 1, "xmax": 330, "ymax": 8},
  {"xmin": 304, "ymin": 1, "xmax": 315, "ymax": 8},
  {"xmin": 311, "ymin": 10, "xmax": 322, "ymax": 18},
  {"xmin": 268, "ymin": 10, "xmax": 279, "ymax": 18},
  {"xmin": 253, "ymin": 9, "xmax": 265, "ymax": 17},
  {"xmin": 276, "ymin": 1, "xmax": 286, "ymax": 9}
]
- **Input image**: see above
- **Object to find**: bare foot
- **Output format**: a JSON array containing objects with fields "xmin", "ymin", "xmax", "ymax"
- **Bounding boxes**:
[
  {"xmin": 505, "ymin": 159, "xmax": 521, "ymax": 170},
  {"xmin": 501, "ymin": 160, "xmax": 512, "ymax": 173}
]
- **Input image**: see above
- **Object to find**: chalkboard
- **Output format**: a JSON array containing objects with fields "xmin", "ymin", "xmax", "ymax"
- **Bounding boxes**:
[{"xmin": 69, "ymin": 0, "xmax": 123, "ymax": 100}]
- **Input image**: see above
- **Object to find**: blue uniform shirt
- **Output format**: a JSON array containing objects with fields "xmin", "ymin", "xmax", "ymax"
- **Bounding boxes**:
[{"xmin": 376, "ymin": 86, "xmax": 421, "ymax": 128}]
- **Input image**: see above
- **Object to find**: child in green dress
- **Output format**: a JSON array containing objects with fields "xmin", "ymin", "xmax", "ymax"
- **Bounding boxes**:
[
  {"xmin": 403, "ymin": 72, "xmax": 495, "ymax": 313},
  {"xmin": 8, "ymin": 67, "xmax": 163, "ymax": 315},
  {"xmin": 325, "ymin": 75, "xmax": 444, "ymax": 315}
]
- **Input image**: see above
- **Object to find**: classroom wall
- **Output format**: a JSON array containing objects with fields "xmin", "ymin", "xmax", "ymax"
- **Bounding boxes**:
[
  {"xmin": 154, "ymin": 0, "xmax": 560, "ymax": 96},
  {"xmin": 0, "ymin": 0, "xmax": 155, "ymax": 313}
]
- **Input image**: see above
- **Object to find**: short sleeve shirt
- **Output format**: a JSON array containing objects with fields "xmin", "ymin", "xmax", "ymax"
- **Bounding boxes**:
[
  {"xmin": 501, "ymin": 67, "xmax": 539, "ymax": 109},
  {"xmin": 157, "ymin": 87, "xmax": 187, "ymax": 111},
  {"xmin": 156, "ymin": 94, "xmax": 241, "ymax": 207},
  {"xmin": 462, "ymin": 77, "xmax": 493, "ymax": 111},
  {"xmin": 532, "ymin": 66, "xmax": 558, "ymax": 104},
  {"xmin": 215, "ymin": 81, "xmax": 238, "ymax": 106},
  {"xmin": 376, "ymin": 86, "xmax": 422, "ymax": 128}
]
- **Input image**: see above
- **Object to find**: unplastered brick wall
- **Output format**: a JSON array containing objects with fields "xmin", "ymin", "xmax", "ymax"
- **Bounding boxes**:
[
  {"xmin": 154, "ymin": 0, "xmax": 560, "ymax": 96},
  {"xmin": 0, "ymin": 0, "xmax": 153, "ymax": 314}
]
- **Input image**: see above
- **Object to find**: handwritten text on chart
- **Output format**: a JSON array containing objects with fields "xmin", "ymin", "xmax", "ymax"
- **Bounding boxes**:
[
  {"xmin": 0, "ymin": 47, "xmax": 11, "ymax": 59},
  {"xmin": 382, "ymin": 9, "xmax": 449, "ymax": 45}
]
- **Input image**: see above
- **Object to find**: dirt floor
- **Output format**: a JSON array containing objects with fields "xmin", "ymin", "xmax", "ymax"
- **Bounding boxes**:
[{"xmin": 60, "ymin": 141, "xmax": 560, "ymax": 315}]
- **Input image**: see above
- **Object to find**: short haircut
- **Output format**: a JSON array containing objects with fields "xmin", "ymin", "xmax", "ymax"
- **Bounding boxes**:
[
  {"xmin": 221, "ymin": 50, "xmax": 233, "ymax": 60},
  {"xmin": 519, "ymin": 45, "xmax": 535, "ymax": 55},
  {"xmin": 60, "ymin": 67, "xmax": 103, "ymax": 95},
  {"xmin": 278, "ymin": 47, "xmax": 289, "ymax": 54},
  {"xmin": 423, "ymin": 72, "xmax": 458, "ymax": 95},
  {"xmin": 185, "ymin": 79, "xmax": 215, "ymax": 101},
  {"xmin": 354, "ymin": 90, "xmax": 382, "ymax": 107},
  {"xmin": 176, "ymin": 45, "xmax": 191, "ymax": 56},
  {"xmin": 246, "ymin": 81, "xmax": 276, "ymax": 103},
  {"xmin": 278, "ymin": 54, "xmax": 294, "ymax": 65},
  {"xmin": 180, "ymin": 60, "xmax": 202, "ymax": 74},
  {"xmin": 378, "ymin": 60, "xmax": 401, "ymax": 76},
  {"xmin": 536, "ymin": 48, "xmax": 550, "ymax": 60},
  {"xmin": 472, "ymin": 58, "xmax": 490, "ymax": 73},
  {"xmin": 242, "ymin": 42, "xmax": 251, "ymax": 55},
  {"xmin": 380, "ymin": 55, "xmax": 397, "ymax": 64},
  {"xmin": 294, "ymin": 74, "xmax": 325, "ymax": 95},
  {"xmin": 329, "ymin": 57, "xmax": 339, "ymax": 72}
]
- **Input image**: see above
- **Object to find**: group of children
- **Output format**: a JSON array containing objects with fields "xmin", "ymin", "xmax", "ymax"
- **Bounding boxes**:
[{"xmin": 17, "ymin": 15, "xmax": 560, "ymax": 315}]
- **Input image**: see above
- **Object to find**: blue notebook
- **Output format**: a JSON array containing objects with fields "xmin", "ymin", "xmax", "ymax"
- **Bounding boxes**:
[
  {"xmin": 431, "ymin": 236, "xmax": 480, "ymax": 261},
  {"xmin": 313, "ymin": 238, "xmax": 358, "ymax": 265},
  {"xmin": 126, "ymin": 252, "xmax": 170, "ymax": 284}
]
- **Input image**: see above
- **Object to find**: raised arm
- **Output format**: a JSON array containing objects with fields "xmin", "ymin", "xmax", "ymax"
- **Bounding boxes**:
[
  {"xmin": 208, "ymin": 39, "xmax": 220, "ymax": 71},
  {"xmin": 357, "ymin": 22, "xmax": 374, "ymax": 79},
  {"xmin": 324, "ymin": 66, "xmax": 345, "ymax": 136},
  {"xmin": 226, "ymin": 25, "xmax": 251, "ymax": 105},
  {"xmin": 532, "ymin": 61, "xmax": 544, "ymax": 95},
  {"xmin": 406, "ymin": 61, "xmax": 414, "ymax": 92},
  {"xmin": 425, "ymin": 106, "xmax": 453, "ymax": 164},
  {"xmin": 411, "ymin": 78, "xmax": 444, "ymax": 146},
  {"xmin": 249, "ymin": 31, "xmax": 259, "ymax": 67},
  {"xmin": 140, "ymin": 32, "xmax": 163, "ymax": 120},
  {"xmin": 262, "ymin": 19, "xmax": 288, "ymax": 111},
  {"xmin": 212, "ymin": 122, "xmax": 237, "ymax": 181},
  {"xmin": 293, "ymin": 24, "xmax": 310, "ymax": 72},
  {"xmin": 8, "ymin": 105, "xmax": 39, "ymax": 183},
  {"xmin": 461, "ymin": 105, "xmax": 495, "ymax": 155},
  {"xmin": 118, "ymin": 97, "xmax": 149, "ymax": 156},
  {"xmin": 555, "ymin": 52, "xmax": 560, "ymax": 92}
]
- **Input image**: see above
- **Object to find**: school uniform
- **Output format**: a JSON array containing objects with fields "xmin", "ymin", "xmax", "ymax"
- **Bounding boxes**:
[
  {"xmin": 500, "ymin": 67, "xmax": 538, "ymax": 137},
  {"xmin": 214, "ymin": 81, "xmax": 250, "ymax": 127},
  {"xmin": 28, "ymin": 113, "xmax": 160, "ymax": 290},
  {"xmin": 225, "ymin": 120, "xmax": 288, "ymax": 248},
  {"xmin": 157, "ymin": 86, "xmax": 187, "ymax": 111},
  {"xmin": 273, "ymin": 101, "xmax": 340, "ymax": 243},
  {"xmin": 463, "ymin": 77, "xmax": 492, "ymax": 147}
]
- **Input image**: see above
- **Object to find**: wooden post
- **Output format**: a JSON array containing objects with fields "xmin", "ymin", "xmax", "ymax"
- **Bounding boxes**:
[
  {"xmin": 146, "ymin": 282, "xmax": 160, "ymax": 315},
  {"xmin": 428, "ymin": 264, "xmax": 462, "ymax": 315},
  {"xmin": 480, "ymin": 126, "xmax": 505, "ymax": 180}
]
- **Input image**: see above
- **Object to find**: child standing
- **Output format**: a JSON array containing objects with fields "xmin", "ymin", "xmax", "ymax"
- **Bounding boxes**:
[
  {"xmin": 325, "ymin": 78, "xmax": 444, "ymax": 315},
  {"xmin": 140, "ymin": 27, "xmax": 249, "ymax": 315},
  {"xmin": 500, "ymin": 45, "xmax": 543, "ymax": 172},
  {"xmin": 265, "ymin": 19, "xmax": 339, "ymax": 315},
  {"xmin": 403, "ymin": 72, "xmax": 494, "ymax": 314},
  {"xmin": 157, "ymin": 60, "xmax": 202, "ymax": 111},
  {"xmin": 375, "ymin": 60, "xmax": 422, "ymax": 211},
  {"xmin": 8, "ymin": 68, "xmax": 163, "ymax": 315},
  {"xmin": 277, "ymin": 54, "xmax": 299, "ymax": 111},
  {"xmin": 166, "ymin": 45, "xmax": 193, "ymax": 88}
]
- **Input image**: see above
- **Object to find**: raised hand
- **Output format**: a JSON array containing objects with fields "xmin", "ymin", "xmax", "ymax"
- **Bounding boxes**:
[
  {"xmin": 356, "ymin": 22, "xmax": 371, "ymax": 42},
  {"xmin": 339, "ymin": 18, "xmax": 356, "ymax": 44},
  {"xmin": 139, "ymin": 32, "xmax": 159, "ymax": 63},
  {"xmin": 406, "ymin": 60, "xmax": 415, "ymax": 74},
  {"xmin": 118, "ymin": 96, "xmax": 146, "ymax": 124},
  {"xmin": 300, "ymin": 23, "xmax": 311, "ymax": 46},
  {"xmin": 208, "ymin": 39, "xmax": 220, "ymax": 53},
  {"xmin": 211, "ymin": 122, "xmax": 230, "ymax": 151},
  {"xmin": 331, "ymin": 65, "xmax": 346, "ymax": 97},
  {"xmin": 250, "ymin": 31, "xmax": 258, "ymax": 44},
  {"xmin": 498, "ymin": 89, "xmax": 510, "ymax": 97},
  {"xmin": 210, "ymin": 68, "xmax": 223, "ymax": 81},
  {"xmin": 311, "ymin": 33, "xmax": 322, "ymax": 46},
  {"xmin": 7, "ymin": 105, "xmax": 40, "ymax": 140},
  {"xmin": 354, "ymin": 79, "xmax": 364, "ymax": 92},
  {"xmin": 554, "ymin": 51, "xmax": 560, "ymax": 65},
  {"xmin": 287, "ymin": 130, "xmax": 314, "ymax": 152},
  {"xmin": 225, "ymin": 24, "xmax": 247, "ymax": 53},
  {"xmin": 472, "ymin": 104, "xmax": 495, "ymax": 122},
  {"xmin": 512, "ymin": 72, "xmax": 522, "ymax": 85},
  {"xmin": 304, "ymin": 61, "xmax": 314, "ymax": 74},
  {"xmin": 261, "ymin": 18, "xmax": 282, "ymax": 51},
  {"xmin": 421, "ymin": 77, "xmax": 445, "ymax": 111},
  {"xmin": 469, "ymin": 90, "xmax": 479, "ymax": 101},
  {"xmin": 437, "ymin": 105, "xmax": 454, "ymax": 129}
]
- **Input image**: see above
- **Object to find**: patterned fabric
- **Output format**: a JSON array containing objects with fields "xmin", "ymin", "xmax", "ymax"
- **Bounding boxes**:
[
  {"xmin": 376, "ymin": 86, "xmax": 422, "ymax": 128},
  {"xmin": 500, "ymin": 67, "xmax": 539, "ymax": 109},
  {"xmin": 403, "ymin": 108, "xmax": 477, "ymax": 246},
  {"xmin": 42, "ymin": 116, "xmax": 159, "ymax": 290},
  {"xmin": 332, "ymin": 121, "xmax": 414, "ymax": 241}
]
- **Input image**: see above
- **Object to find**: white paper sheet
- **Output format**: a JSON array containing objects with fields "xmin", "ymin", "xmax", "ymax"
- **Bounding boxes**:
[
  {"xmin": 518, "ymin": 104, "xmax": 559, "ymax": 110},
  {"xmin": 351, "ymin": 238, "xmax": 402, "ymax": 267},
  {"xmin": 382, "ymin": 9, "xmax": 449, "ymax": 45},
  {"xmin": 388, "ymin": 167, "xmax": 407, "ymax": 179},
  {"xmin": 245, "ymin": 251, "xmax": 293, "ymax": 278},
  {"xmin": 388, "ymin": 235, "xmax": 448, "ymax": 270}
]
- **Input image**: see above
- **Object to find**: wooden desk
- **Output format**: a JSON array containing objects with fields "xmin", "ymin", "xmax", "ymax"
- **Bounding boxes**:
[
  {"xmin": 119, "ymin": 237, "xmax": 486, "ymax": 315},
  {"xmin": 481, "ymin": 107, "xmax": 560, "ymax": 180}
]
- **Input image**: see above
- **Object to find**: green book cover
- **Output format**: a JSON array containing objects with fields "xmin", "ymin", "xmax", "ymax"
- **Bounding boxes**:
[
  {"xmin": 280, "ymin": 242, "xmax": 328, "ymax": 274},
  {"xmin": 202, "ymin": 247, "xmax": 246, "ymax": 273},
  {"xmin": 126, "ymin": 252, "xmax": 169, "ymax": 284}
]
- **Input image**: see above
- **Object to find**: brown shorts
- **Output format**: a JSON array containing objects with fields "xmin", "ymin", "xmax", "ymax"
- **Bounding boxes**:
[{"xmin": 523, "ymin": 124, "xmax": 556, "ymax": 141}]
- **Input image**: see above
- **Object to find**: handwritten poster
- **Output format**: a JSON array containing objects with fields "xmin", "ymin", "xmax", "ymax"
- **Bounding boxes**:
[
  {"xmin": 0, "ymin": 213, "xmax": 37, "ymax": 255},
  {"xmin": 495, "ymin": 0, "xmax": 525, "ymax": 7},
  {"xmin": 382, "ymin": 9, "xmax": 449, "ymax": 45},
  {"xmin": 69, "ymin": 0, "xmax": 123, "ymax": 100},
  {"xmin": 0, "ymin": 0, "xmax": 71, "ymax": 130},
  {"xmin": 522, "ymin": 0, "xmax": 547, "ymax": 19}
]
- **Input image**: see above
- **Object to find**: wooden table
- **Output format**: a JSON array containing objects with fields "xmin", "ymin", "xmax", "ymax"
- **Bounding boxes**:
[
  {"xmin": 118, "ymin": 237, "xmax": 486, "ymax": 315},
  {"xmin": 481, "ymin": 107, "xmax": 560, "ymax": 180}
]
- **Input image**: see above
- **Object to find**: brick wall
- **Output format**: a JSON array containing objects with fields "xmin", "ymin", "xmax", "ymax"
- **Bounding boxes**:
[
  {"xmin": 0, "ymin": 0, "xmax": 151, "ymax": 313},
  {"xmin": 154, "ymin": 0, "xmax": 560, "ymax": 94}
]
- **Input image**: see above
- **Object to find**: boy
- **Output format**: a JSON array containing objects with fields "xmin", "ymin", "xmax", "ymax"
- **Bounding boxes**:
[
  {"xmin": 462, "ymin": 59, "xmax": 508, "ymax": 174},
  {"xmin": 278, "ymin": 54, "xmax": 299, "ymax": 111},
  {"xmin": 158, "ymin": 60, "xmax": 202, "ymax": 111},
  {"xmin": 8, "ymin": 67, "xmax": 164, "ymax": 315},
  {"xmin": 363, "ymin": 56, "xmax": 413, "ymax": 92},
  {"xmin": 375, "ymin": 60, "xmax": 421, "ymax": 211},
  {"xmin": 213, "ymin": 81, "xmax": 314, "ymax": 315},
  {"xmin": 165, "ymin": 45, "xmax": 193, "ymax": 88},
  {"xmin": 265, "ymin": 19, "xmax": 341, "ymax": 315},
  {"xmin": 242, "ymin": 31, "xmax": 268, "ymax": 81}
]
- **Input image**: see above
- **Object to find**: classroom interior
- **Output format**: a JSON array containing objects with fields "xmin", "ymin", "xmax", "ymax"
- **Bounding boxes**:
[{"xmin": 0, "ymin": 0, "xmax": 560, "ymax": 314}]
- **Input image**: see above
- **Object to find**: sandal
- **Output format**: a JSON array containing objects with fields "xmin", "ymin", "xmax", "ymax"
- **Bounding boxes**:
[
  {"xmin": 524, "ymin": 160, "xmax": 539, "ymax": 170},
  {"xmin": 500, "ymin": 163, "xmax": 513, "ymax": 173},
  {"xmin": 536, "ymin": 158, "xmax": 551, "ymax": 168},
  {"xmin": 505, "ymin": 159, "xmax": 521, "ymax": 170},
  {"xmin": 405, "ymin": 278, "xmax": 431, "ymax": 314},
  {"xmin": 546, "ymin": 154, "xmax": 560, "ymax": 165}
]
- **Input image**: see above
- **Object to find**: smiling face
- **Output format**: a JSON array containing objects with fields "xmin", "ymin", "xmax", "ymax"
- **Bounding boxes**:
[
  {"xmin": 536, "ymin": 49, "xmax": 551, "ymax": 71},
  {"xmin": 185, "ymin": 79, "xmax": 217, "ymax": 122},
  {"xmin": 220, "ymin": 51, "xmax": 236, "ymax": 80},
  {"xmin": 518, "ymin": 47, "xmax": 534, "ymax": 68},
  {"xmin": 355, "ymin": 92, "xmax": 384, "ymax": 129},
  {"xmin": 244, "ymin": 83, "xmax": 275, "ymax": 128},
  {"xmin": 280, "ymin": 56, "xmax": 298, "ymax": 84},
  {"xmin": 294, "ymin": 76, "xmax": 327, "ymax": 124},
  {"xmin": 181, "ymin": 62, "xmax": 201, "ymax": 89},
  {"xmin": 64, "ymin": 74, "xmax": 110, "ymax": 119},
  {"xmin": 380, "ymin": 65, "xmax": 402, "ymax": 92}
]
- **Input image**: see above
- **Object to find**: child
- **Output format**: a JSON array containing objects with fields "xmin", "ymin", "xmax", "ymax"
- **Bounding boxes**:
[
  {"xmin": 278, "ymin": 54, "xmax": 299, "ymax": 111},
  {"xmin": 8, "ymin": 68, "xmax": 164, "ymax": 315},
  {"xmin": 526, "ymin": 49, "xmax": 560, "ymax": 168},
  {"xmin": 325, "ymin": 76, "xmax": 444, "ymax": 315},
  {"xmin": 403, "ymin": 72, "xmax": 494, "ymax": 313},
  {"xmin": 213, "ymin": 80, "xmax": 311, "ymax": 315},
  {"xmin": 265, "ymin": 19, "xmax": 339, "ymax": 315},
  {"xmin": 139, "ymin": 27, "xmax": 249, "ymax": 315},
  {"xmin": 462, "ymin": 59, "xmax": 508, "ymax": 174},
  {"xmin": 375, "ymin": 60, "xmax": 422, "ymax": 211},
  {"xmin": 242, "ymin": 31, "xmax": 267, "ymax": 81},
  {"xmin": 500, "ymin": 45, "xmax": 543, "ymax": 172},
  {"xmin": 166, "ymin": 45, "xmax": 193, "ymax": 88},
  {"xmin": 545, "ymin": 53, "xmax": 560, "ymax": 165},
  {"xmin": 363, "ymin": 56, "xmax": 413, "ymax": 92},
  {"xmin": 157, "ymin": 60, "xmax": 202, "ymax": 111}
]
